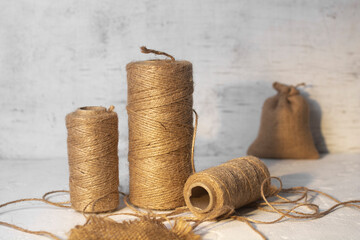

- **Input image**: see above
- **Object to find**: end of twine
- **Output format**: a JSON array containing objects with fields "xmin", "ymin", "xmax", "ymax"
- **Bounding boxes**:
[
  {"xmin": 140, "ymin": 46, "xmax": 175, "ymax": 62},
  {"xmin": 295, "ymin": 82, "xmax": 306, "ymax": 88},
  {"xmin": 108, "ymin": 105, "xmax": 115, "ymax": 112}
]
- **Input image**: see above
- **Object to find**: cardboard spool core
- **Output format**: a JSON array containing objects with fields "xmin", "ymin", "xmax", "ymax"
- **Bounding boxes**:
[{"xmin": 188, "ymin": 183, "xmax": 214, "ymax": 213}]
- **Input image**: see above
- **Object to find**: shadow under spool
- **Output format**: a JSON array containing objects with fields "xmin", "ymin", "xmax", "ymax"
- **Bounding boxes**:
[
  {"xmin": 66, "ymin": 106, "xmax": 119, "ymax": 213},
  {"xmin": 184, "ymin": 156, "xmax": 271, "ymax": 219},
  {"xmin": 126, "ymin": 59, "xmax": 194, "ymax": 210}
]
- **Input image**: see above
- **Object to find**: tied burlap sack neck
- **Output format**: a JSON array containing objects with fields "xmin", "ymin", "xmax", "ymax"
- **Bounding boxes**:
[{"xmin": 248, "ymin": 82, "xmax": 319, "ymax": 159}]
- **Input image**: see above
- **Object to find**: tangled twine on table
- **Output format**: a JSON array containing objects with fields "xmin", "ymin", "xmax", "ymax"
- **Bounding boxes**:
[
  {"xmin": 0, "ymin": 48, "xmax": 359, "ymax": 240},
  {"xmin": 0, "ymin": 172, "xmax": 360, "ymax": 239}
]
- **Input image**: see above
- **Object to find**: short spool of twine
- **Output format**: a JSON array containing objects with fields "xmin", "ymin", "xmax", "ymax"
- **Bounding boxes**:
[
  {"xmin": 126, "ymin": 47, "xmax": 194, "ymax": 210},
  {"xmin": 66, "ymin": 106, "xmax": 119, "ymax": 213},
  {"xmin": 184, "ymin": 156, "xmax": 271, "ymax": 219}
]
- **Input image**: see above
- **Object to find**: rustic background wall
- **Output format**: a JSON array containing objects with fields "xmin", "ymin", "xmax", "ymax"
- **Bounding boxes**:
[{"xmin": 1, "ymin": 0, "xmax": 359, "ymax": 160}]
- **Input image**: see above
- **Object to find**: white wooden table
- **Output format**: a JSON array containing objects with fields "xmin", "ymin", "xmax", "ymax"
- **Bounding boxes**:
[{"xmin": 0, "ymin": 153, "xmax": 359, "ymax": 240}]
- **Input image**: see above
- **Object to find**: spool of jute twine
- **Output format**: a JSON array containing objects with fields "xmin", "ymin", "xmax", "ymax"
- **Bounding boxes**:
[
  {"xmin": 126, "ymin": 47, "xmax": 195, "ymax": 210},
  {"xmin": 1, "ymin": 156, "xmax": 360, "ymax": 240},
  {"xmin": 184, "ymin": 156, "xmax": 272, "ymax": 219},
  {"xmin": 66, "ymin": 106, "xmax": 119, "ymax": 213},
  {"xmin": 182, "ymin": 155, "xmax": 360, "ymax": 239}
]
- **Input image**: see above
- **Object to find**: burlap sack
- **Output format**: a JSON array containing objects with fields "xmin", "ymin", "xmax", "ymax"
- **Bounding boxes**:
[{"xmin": 247, "ymin": 82, "xmax": 319, "ymax": 159}]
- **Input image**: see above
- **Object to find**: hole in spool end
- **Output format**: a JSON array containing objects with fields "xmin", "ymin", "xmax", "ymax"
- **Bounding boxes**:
[
  {"xmin": 79, "ymin": 106, "xmax": 106, "ymax": 111},
  {"xmin": 189, "ymin": 186, "xmax": 211, "ymax": 212},
  {"xmin": 76, "ymin": 106, "xmax": 106, "ymax": 115}
]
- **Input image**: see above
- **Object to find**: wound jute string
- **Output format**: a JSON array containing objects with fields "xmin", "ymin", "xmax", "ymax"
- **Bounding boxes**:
[
  {"xmin": 179, "ymin": 156, "xmax": 360, "ymax": 239},
  {"xmin": 66, "ymin": 106, "xmax": 119, "ymax": 213},
  {"xmin": 1, "ymin": 48, "xmax": 360, "ymax": 240},
  {"xmin": 184, "ymin": 156, "xmax": 272, "ymax": 219},
  {"xmin": 126, "ymin": 46, "xmax": 195, "ymax": 210}
]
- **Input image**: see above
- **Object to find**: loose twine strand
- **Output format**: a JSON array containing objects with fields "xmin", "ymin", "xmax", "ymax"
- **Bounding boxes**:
[
  {"xmin": 0, "ymin": 190, "xmax": 70, "ymax": 240},
  {"xmin": 140, "ymin": 46, "xmax": 175, "ymax": 61},
  {"xmin": 106, "ymin": 175, "xmax": 360, "ymax": 240},
  {"xmin": 101, "ymin": 158, "xmax": 360, "ymax": 239},
  {"xmin": 0, "ymin": 176, "xmax": 359, "ymax": 239},
  {"xmin": 1, "ymin": 49, "xmax": 359, "ymax": 239},
  {"xmin": 181, "ymin": 156, "xmax": 360, "ymax": 239},
  {"xmin": 191, "ymin": 110, "xmax": 198, "ymax": 173},
  {"xmin": 295, "ymin": 82, "xmax": 306, "ymax": 88},
  {"xmin": 230, "ymin": 177, "xmax": 360, "ymax": 240}
]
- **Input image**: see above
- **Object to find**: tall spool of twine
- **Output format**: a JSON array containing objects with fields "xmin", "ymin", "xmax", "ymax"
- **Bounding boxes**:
[
  {"xmin": 184, "ymin": 156, "xmax": 271, "ymax": 219},
  {"xmin": 66, "ymin": 106, "xmax": 119, "ymax": 213},
  {"xmin": 126, "ymin": 47, "xmax": 195, "ymax": 210}
]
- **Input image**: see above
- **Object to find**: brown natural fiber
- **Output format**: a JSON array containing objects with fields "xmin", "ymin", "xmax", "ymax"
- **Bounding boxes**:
[
  {"xmin": 126, "ymin": 47, "xmax": 194, "ymax": 210},
  {"xmin": 247, "ymin": 82, "xmax": 319, "ymax": 159},
  {"xmin": 184, "ymin": 156, "xmax": 272, "ymax": 219},
  {"xmin": 0, "ymin": 192, "xmax": 201, "ymax": 240},
  {"xmin": 69, "ymin": 215, "xmax": 200, "ymax": 240},
  {"xmin": 227, "ymin": 176, "xmax": 360, "ymax": 240},
  {"xmin": 0, "ymin": 191, "xmax": 70, "ymax": 240},
  {"xmin": 140, "ymin": 46, "xmax": 176, "ymax": 61},
  {"xmin": 1, "ymin": 167, "xmax": 359, "ymax": 240},
  {"xmin": 183, "ymin": 156, "xmax": 360, "ymax": 239},
  {"xmin": 66, "ymin": 106, "xmax": 119, "ymax": 213}
]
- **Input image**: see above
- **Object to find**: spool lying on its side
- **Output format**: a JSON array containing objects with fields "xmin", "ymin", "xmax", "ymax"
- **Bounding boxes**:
[{"xmin": 184, "ymin": 156, "xmax": 271, "ymax": 219}]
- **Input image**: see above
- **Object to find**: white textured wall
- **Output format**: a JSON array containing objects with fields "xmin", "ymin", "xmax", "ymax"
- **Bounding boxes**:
[{"xmin": 1, "ymin": 0, "xmax": 360, "ymax": 160}]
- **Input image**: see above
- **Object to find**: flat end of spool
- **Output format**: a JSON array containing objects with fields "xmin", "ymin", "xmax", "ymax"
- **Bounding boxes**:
[
  {"xmin": 74, "ymin": 106, "xmax": 107, "ymax": 116},
  {"xmin": 77, "ymin": 106, "xmax": 106, "ymax": 112},
  {"xmin": 186, "ymin": 182, "xmax": 214, "ymax": 214}
]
